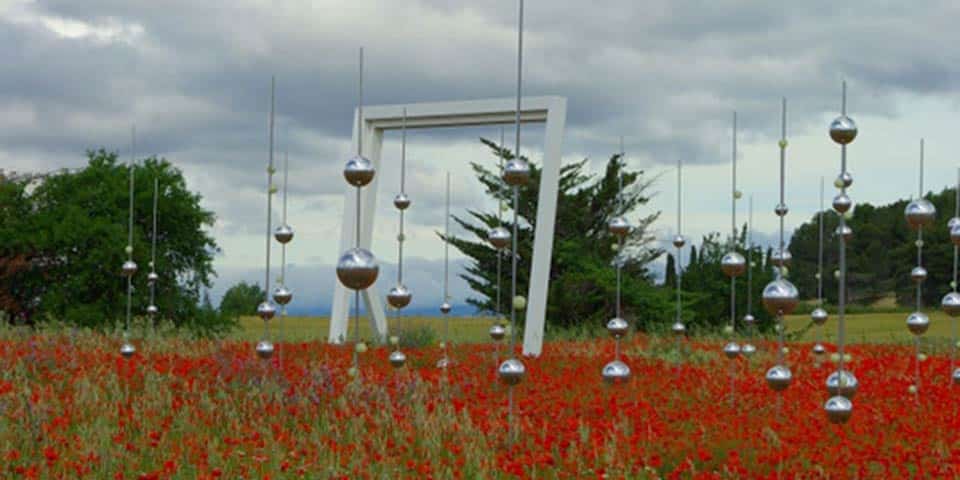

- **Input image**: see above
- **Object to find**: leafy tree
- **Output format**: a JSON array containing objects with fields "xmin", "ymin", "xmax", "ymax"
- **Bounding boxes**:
[
  {"xmin": 219, "ymin": 281, "xmax": 266, "ymax": 319},
  {"xmin": 446, "ymin": 140, "xmax": 672, "ymax": 331},
  {"xmin": 0, "ymin": 149, "xmax": 224, "ymax": 332},
  {"xmin": 664, "ymin": 253, "xmax": 677, "ymax": 291}
]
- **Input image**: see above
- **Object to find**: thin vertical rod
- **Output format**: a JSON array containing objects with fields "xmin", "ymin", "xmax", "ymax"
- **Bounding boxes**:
[
  {"xmin": 953, "ymin": 167, "xmax": 959, "ymax": 378},
  {"xmin": 507, "ymin": 0, "xmax": 524, "ymax": 446},
  {"xmin": 443, "ymin": 172, "xmax": 450, "ymax": 360},
  {"xmin": 776, "ymin": 98, "xmax": 787, "ymax": 366},
  {"xmin": 817, "ymin": 177, "xmax": 824, "ymax": 347},
  {"xmin": 496, "ymin": 127, "xmax": 505, "ymax": 320},
  {"xmin": 915, "ymin": 139, "xmax": 925, "ymax": 392},
  {"xmin": 730, "ymin": 112, "xmax": 737, "ymax": 333},
  {"xmin": 126, "ymin": 126, "xmax": 136, "ymax": 335},
  {"xmin": 747, "ymin": 194, "xmax": 753, "ymax": 346},
  {"xmin": 676, "ymin": 157, "xmax": 682, "ymax": 324},
  {"xmin": 395, "ymin": 109, "xmax": 407, "ymax": 345},
  {"xmin": 352, "ymin": 50, "xmax": 364, "ymax": 371},
  {"xmin": 616, "ymin": 137, "xmax": 624, "ymax": 320},
  {"xmin": 149, "ymin": 176, "xmax": 158, "ymax": 311},
  {"xmin": 837, "ymin": 83, "xmax": 848, "ymax": 375},
  {"xmin": 263, "ymin": 77, "xmax": 275, "ymax": 342},
  {"xmin": 279, "ymin": 132, "xmax": 289, "ymax": 365}
]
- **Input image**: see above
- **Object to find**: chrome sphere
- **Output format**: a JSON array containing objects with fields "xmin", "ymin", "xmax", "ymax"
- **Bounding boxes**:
[
  {"xmin": 606, "ymin": 317, "xmax": 629, "ymax": 339},
  {"xmin": 488, "ymin": 226, "xmax": 511, "ymax": 250},
  {"xmin": 146, "ymin": 304, "xmax": 159, "ymax": 316},
  {"xmin": 832, "ymin": 194, "xmax": 853, "ymax": 214},
  {"xmin": 393, "ymin": 193, "xmax": 411, "ymax": 210},
  {"xmin": 386, "ymin": 285, "xmax": 412, "ymax": 309},
  {"xmin": 829, "ymin": 115, "xmax": 858, "ymax": 145},
  {"xmin": 440, "ymin": 302, "xmax": 452, "ymax": 315},
  {"xmin": 343, "ymin": 155, "xmax": 375, "ymax": 187},
  {"xmin": 770, "ymin": 249, "xmax": 792, "ymax": 268},
  {"xmin": 774, "ymin": 203, "xmax": 789, "ymax": 217},
  {"xmin": 672, "ymin": 235, "xmax": 686, "ymax": 248},
  {"xmin": 904, "ymin": 199, "xmax": 936, "ymax": 230},
  {"xmin": 274, "ymin": 224, "xmax": 294, "ymax": 244},
  {"xmin": 837, "ymin": 171, "xmax": 854, "ymax": 189},
  {"xmin": 765, "ymin": 364, "xmax": 792, "ymax": 392},
  {"xmin": 951, "ymin": 224, "xmax": 960, "ymax": 246},
  {"xmin": 273, "ymin": 286, "xmax": 293, "ymax": 305},
  {"xmin": 906, "ymin": 311, "xmax": 930, "ymax": 335},
  {"xmin": 502, "ymin": 159, "xmax": 530, "ymax": 186},
  {"xmin": 120, "ymin": 342, "xmax": 136, "ymax": 358},
  {"xmin": 811, "ymin": 307, "xmax": 829, "ymax": 326},
  {"xmin": 489, "ymin": 323, "xmax": 506, "ymax": 341},
  {"xmin": 257, "ymin": 301, "xmax": 276, "ymax": 321},
  {"xmin": 121, "ymin": 260, "xmax": 138, "ymax": 277},
  {"xmin": 741, "ymin": 343, "xmax": 757, "ymax": 357},
  {"xmin": 742, "ymin": 313, "xmax": 756, "ymax": 325},
  {"xmin": 942, "ymin": 291, "xmax": 960, "ymax": 317},
  {"xmin": 824, "ymin": 395, "xmax": 853, "ymax": 424},
  {"xmin": 497, "ymin": 358, "xmax": 526, "ymax": 386},
  {"xmin": 762, "ymin": 278, "xmax": 800, "ymax": 315},
  {"xmin": 147, "ymin": 271, "xmax": 159, "ymax": 285},
  {"xmin": 389, "ymin": 350, "xmax": 407, "ymax": 368},
  {"xmin": 671, "ymin": 321, "xmax": 686, "ymax": 335},
  {"xmin": 436, "ymin": 357, "xmax": 450, "ymax": 369},
  {"xmin": 720, "ymin": 251, "xmax": 747, "ymax": 278},
  {"xmin": 953, "ymin": 367, "xmax": 960, "ymax": 385},
  {"xmin": 255, "ymin": 340, "xmax": 274, "ymax": 359},
  {"xmin": 723, "ymin": 342, "xmax": 741, "ymax": 359},
  {"xmin": 335, "ymin": 248, "xmax": 379, "ymax": 290},
  {"xmin": 813, "ymin": 343, "xmax": 826, "ymax": 355},
  {"xmin": 910, "ymin": 266, "xmax": 928, "ymax": 284},
  {"xmin": 826, "ymin": 370, "xmax": 859, "ymax": 398},
  {"xmin": 836, "ymin": 224, "xmax": 853, "ymax": 242},
  {"xmin": 601, "ymin": 360, "xmax": 631, "ymax": 384},
  {"xmin": 608, "ymin": 217, "xmax": 631, "ymax": 237},
  {"xmin": 949, "ymin": 217, "xmax": 960, "ymax": 230}
]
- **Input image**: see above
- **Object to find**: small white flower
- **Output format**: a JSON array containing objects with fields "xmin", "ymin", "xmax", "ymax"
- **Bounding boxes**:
[
  {"xmin": 781, "ymin": 346, "xmax": 790, "ymax": 355},
  {"xmin": 908, "ymin": 385, "xmax": 918, "ymax": 394},
  {"xmin": 917, "ymin": 353, "xmax": 928, "ymax": 362}
]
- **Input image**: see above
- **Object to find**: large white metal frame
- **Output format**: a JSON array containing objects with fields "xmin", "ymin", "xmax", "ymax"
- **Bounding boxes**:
[{"xmin": 329, "ymin": 96, "xmax": 567, "ymax": 357}]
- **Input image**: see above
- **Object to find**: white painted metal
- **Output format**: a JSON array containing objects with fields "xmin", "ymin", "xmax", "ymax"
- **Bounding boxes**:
[{"xmin": 329, "ymin": 96, "xmax": 567, "ymax": 357}]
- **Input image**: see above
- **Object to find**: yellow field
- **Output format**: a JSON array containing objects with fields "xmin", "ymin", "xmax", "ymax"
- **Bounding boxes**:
[
  {"xmin": 786, "ymin": 310, "xmax": 957, "ymax": 344},
  {"xmin": 234, "ymin": 315, "xmax": 498, "ymax": 343}
]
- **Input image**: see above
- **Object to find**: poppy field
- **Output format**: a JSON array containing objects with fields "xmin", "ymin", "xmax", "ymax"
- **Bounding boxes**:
[{"xmin": 2, "ymin": 329, "xmax": 960, "ymax": 479}]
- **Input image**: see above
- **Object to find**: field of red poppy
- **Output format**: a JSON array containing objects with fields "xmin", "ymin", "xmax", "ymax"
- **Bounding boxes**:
[{"xmin": 2, "ymin": 330, "xmax": 959, "ymax": 479}]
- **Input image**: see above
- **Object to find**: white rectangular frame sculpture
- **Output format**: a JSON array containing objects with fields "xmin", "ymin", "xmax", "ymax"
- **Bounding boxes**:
[{"xmin": 330, "ymin": 95, "xmax": 567, "ymax": 357}]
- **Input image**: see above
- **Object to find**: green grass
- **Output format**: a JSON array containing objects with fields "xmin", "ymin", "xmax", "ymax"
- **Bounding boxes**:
[
  {"xmin": 786, "ymin": 310, "xmax": 956, "ymax": 344},
  {"xmin": 234, "ymin": 315, "xmax": 499, "ymax": 343}
]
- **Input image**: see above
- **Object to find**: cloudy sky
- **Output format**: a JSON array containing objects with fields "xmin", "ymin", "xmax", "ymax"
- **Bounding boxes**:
[{"xmin": 3, "ymin": 0, "xmax": 960, "ymax": 314}]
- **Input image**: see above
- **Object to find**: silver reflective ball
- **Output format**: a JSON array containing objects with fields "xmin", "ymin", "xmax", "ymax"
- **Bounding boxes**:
[
  {"xmin": 343, "ymin": 155, "xmax": 375, "ymax": 187},
  {"xmin": 910, "ymin": 266, "xmax": 928, "ymax": 284},
  {"xmin": 824, "ymin": 395, "xmax": 853, "ymax": 424},
  {"xmin": 906, "ymin": 311, "xmax": 930, "ymax": 335},
  {"xmin": 672, "ymin": 235, "xmax": 686, "ymax": 248},
  {"xmin": 811, "ymin": 307, "xmax": 828, "ymax": 326},
  {"xmin": 497, "ymin": 358, "xmax": 525, "ymax": 386},
  {"xmin": 436, "ymin": 357, "xmax": 450, "ymax": 369},
  {"xmin": 765, "ymin": 364, "xmax": 792, "ymax": 392},
  {"xmin": 121, "ymin": 260, "xmax": 138, "ymax": 277},
  {"xmin": 606, "ymin": 317, "xmax": 629, "ymax": 339},
  {"xmin": 146, "ymin": 304, "xmax": 159, "ymax": 316},
  {"xmin": 120, "ymin": 342, "xmax": 136, "ymax": 358},
  {"xmin": 904, "ymin": 199, "xmax": 936, "ymax": 230},
  {"xmin": 256, "ymin": 301, "xmax": 276, "ymax": 321},
  {"xmin": 720, "ymin": 251, "xmax": 747, "ymax": 278},
  {"xmin": 837, "ymin": 171, "xmax": 854, "ymax": 189},
  {"xmin": 608, "ymin": 217, "xmax": 631, "ymax": 237},
  {"xmin": 723, "ymin": 342, "xmax": 741, "ymax": 359},
  {"xmin": 942, "ymin": 291, "xmax": 960, "ymax": 317},
  {"xmin": 812, "ymin": 343, "xmax": 826, "ymax": 355},
  {"xmin": 256, "ymin": 340, "xmax": 274, "ymax": 359},
  {"xmin": 274, "ymin": 224, "xmax": 294, "ymax": 244},
  {"xmin": 147, "ymin": 271, "xmax": 159, "ymax": 285},
  {"xmin": 836, "ymin": 224, "xmax": 853, "ymax": 242},
  {"xmin": 671, "ymin": 321, "xmax": 686, "ymax": 335},
  {"xmin": 949, "ymin": 217, "xmax": 960, "ymax": 230},
  {"xmin": 273, "ymin": 286, "xmax": 293, "ymax": 305},
  {"xmin": 951, "ymin": 224, "xmax": 960, "ymax": 246},
  {"xmin": 386, "ymin": 284, "xmax": 412, "ymax": 309},
  {"xmin": 393, "ymin": 193, "xmax": 411, "ymax": 210},
  {"xmin": 832, "ymin": 194, "xmax": 853, "ymax": 214},
  {"xmin": 829, "ymin": 115, "xmax": 858, "ymax": 145},
  {"xmin": 489, "ymin": 324, "xmax": 506, "ymax": 341},
  {"xmin": 826, "ymin": 370, "xmax": 859, "ymax": 398},
  {"xmin": 953, "ymin": 367, "xmax": 960, "ymax": 385},
  {"xmin": 487, "ymin": 226, "xmax": 511, "ymax": 250},
  {"xmin": 742, "ymin": 313, "xmax": 756, "ymax": 325},
  {"xmin": 502, "ymin": 159, "xmax": 530, "ymax": 186},
  {"xmin": 762, "ymin": 278, "xmax": 800, "ymax": 315},
  {"xmin": 440, "ymin": 302, "xmax": 452, "ymax": 315},
  {"xmin": 335, "ymin": 248, "xmax": 379, "ymax": 290},
  {"xmin": 601, "ymin": 360, "xmax": 631, "ymax": 384},
  {"xmin": 741, "ymin": 343, "xmax": 757, "ymax": 357},
  {"xmin": 770, "ymin": 249, "xmax": 792, "ymax": 268},
  {"xmin": 774, "ymin": 203, "xmax": 789, "ymax": 217},
  {"xmin": 389, "ymin": 350, "xmax": 407, "ymax": 368}
]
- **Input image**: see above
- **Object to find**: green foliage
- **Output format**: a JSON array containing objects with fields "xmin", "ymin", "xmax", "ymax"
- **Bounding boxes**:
[
  {"xmin": 446, "ymin": 139, "xmax": 672, "ymax": 330},
  {"xmin": 219, "ymin": 281, "xmax": 266, "ymax": 319},
  {"xmin": 0, "ymin": 149, "xmax": 226, "ymax": 333}
]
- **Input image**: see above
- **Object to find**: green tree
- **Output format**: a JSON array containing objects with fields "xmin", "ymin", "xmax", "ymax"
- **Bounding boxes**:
[
  {"xmin": 446, "ymin": 139, "xmax": 671, "ymax": 331},
  {"xmin": 0, "ymin": 149, "xmax": 224, "ymax": 332},
  {"xmin": 219, "ymin": 281, "xmax": 266, "ymax": 319}
]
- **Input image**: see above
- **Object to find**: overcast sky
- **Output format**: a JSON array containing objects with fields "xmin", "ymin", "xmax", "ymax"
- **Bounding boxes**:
[{"xmin": 3, "ymin": 0, "xmax": 960, "ymax": 313}]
